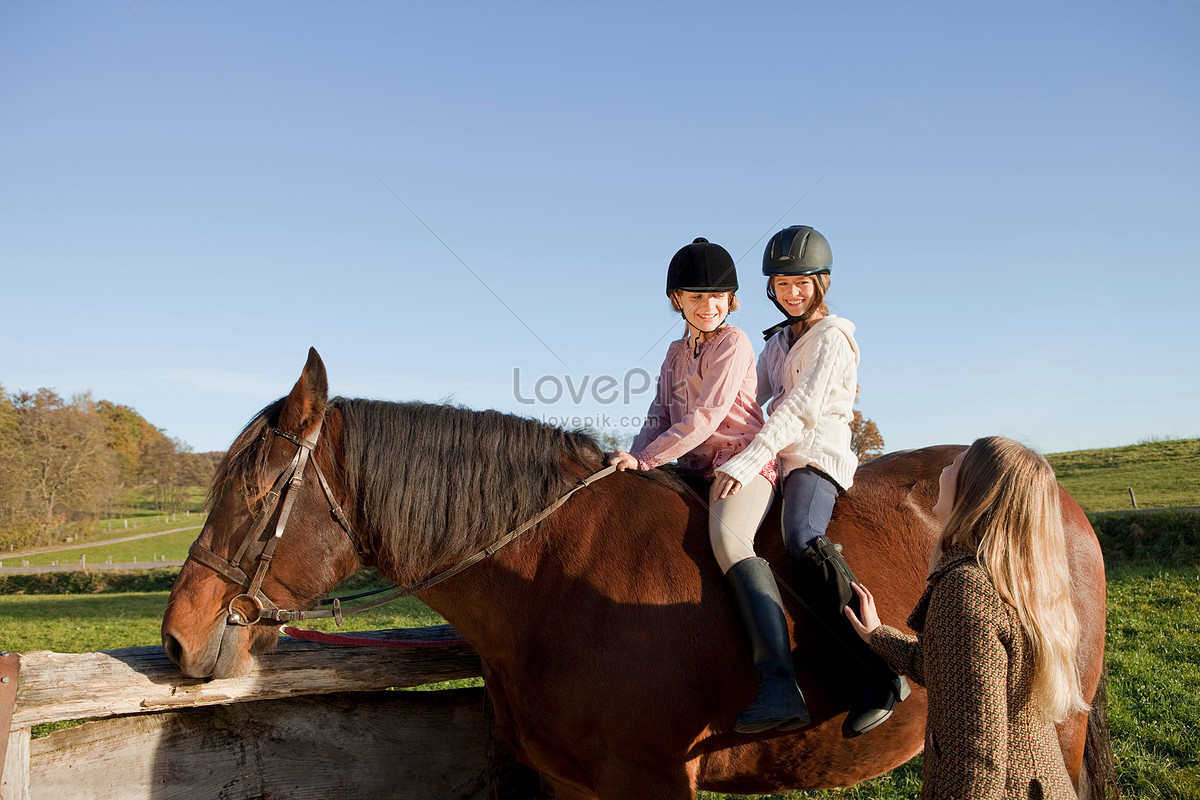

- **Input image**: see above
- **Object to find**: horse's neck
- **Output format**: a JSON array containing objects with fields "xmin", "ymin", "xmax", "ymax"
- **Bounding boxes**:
[
  {"xmin": 416, "ymin": 537, "xmax": 552, "ymax": 658},
  {"xmin": 415, "ymin": 474, "xmax": 710, "ymax": 658}
]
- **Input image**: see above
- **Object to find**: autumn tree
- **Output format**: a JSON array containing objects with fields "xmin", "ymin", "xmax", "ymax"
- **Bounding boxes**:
[
  {"xmin": 1, "ymin": 386, "xmax": 217, "ymax": 549},
  {"xmin": 135, "ymin": 430, "xmax": 215, "ymax": 513},
  {"xmin": 10, "ymin": 390, "xmax": 119, "ymax": 546},
  {"xmin": 0, "ymin": 385, "xmax": 33, "ymax": 548},
  {"xmin": 96, "ymin": 400, "xmax": 162, "ymax": 488},
  {"xmin": 850, "ymin": 410, "xmax": 885, "ymax": 463}
]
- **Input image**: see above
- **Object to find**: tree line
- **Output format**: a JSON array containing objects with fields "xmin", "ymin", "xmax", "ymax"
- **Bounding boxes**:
[{"xmin": 0, "ymin": 385, "xmax": 217, "ymax": 551}]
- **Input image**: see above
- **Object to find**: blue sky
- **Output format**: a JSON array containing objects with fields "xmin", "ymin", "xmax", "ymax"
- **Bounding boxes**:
[{"xmin": 3, "ymin": 1, "xmax": 1198, "ymax": 456}]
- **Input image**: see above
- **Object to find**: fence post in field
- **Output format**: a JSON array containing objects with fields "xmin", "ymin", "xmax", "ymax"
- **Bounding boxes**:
[{"xmin": 1129, "ymin": 488, "xmax": 1138, "ymax": 509}]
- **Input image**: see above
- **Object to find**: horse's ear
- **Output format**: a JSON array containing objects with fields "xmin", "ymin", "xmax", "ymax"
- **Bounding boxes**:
[{"xmin": 279, "ymin": 347, "xmax": 329, "ymax": 439}]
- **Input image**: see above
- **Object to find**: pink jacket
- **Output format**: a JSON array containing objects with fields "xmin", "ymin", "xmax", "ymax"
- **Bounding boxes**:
[{"xmin": 630, "ymin": 325, "xmax": 766, "ymax": 474}]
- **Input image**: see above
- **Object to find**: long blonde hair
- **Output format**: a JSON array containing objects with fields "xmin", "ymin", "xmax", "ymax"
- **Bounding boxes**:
[{"xmin": 938, "ymin": 436, "xmax": 1089, "ymax": 722}]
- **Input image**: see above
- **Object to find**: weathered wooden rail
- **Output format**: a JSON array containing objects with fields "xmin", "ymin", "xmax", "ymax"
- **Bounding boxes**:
[{"xmin": 0, "ymin": 626, "xmax": 542, "ymax": 800}]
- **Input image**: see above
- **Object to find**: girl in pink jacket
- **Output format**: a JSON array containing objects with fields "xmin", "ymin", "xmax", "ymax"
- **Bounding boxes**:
[{"xmin": 609, "ymin": 237, "xmax": 808, "ymax": 734}]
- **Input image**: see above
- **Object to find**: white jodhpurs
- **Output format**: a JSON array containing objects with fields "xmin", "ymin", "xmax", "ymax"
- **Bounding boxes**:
[{"xmin": 708, "ymin": 472, "xmax": 776, "ymax": 574}]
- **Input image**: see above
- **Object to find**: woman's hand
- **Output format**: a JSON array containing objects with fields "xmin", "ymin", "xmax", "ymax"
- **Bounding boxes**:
[
  {"xmin": 844, "ymin": 582, "xmax": 881, "ymax": 643},
  {"xmin": 712, "ymin": 471, "xmax": 741, "ymax": 499},
  {"xmin": 607, "ymin": 450, "xmax": 640, "ymax": 472}
]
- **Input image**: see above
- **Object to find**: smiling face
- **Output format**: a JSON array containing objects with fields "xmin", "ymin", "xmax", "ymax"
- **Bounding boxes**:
[
  {"xmin": 674, "ymin": 291, "xmax": 731, "ymax": 334},
  {"xmin": 932, "ymin": 450, "xmax": 965, "ymax": 525},
  {"xmin": 771, "ymin": 275, "xmax": 819, "ymax": 317}
]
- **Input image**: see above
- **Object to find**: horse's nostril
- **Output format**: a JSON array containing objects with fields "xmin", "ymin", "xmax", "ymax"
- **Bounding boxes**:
[{"xmin": 162, "ymin": 632, "xmax": 183, "ymax": 666}]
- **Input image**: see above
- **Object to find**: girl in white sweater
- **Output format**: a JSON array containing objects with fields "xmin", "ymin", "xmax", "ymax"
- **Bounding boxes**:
[{"xmin": 714, "ymin": 225, "xmax": 908, "ymax": 738}]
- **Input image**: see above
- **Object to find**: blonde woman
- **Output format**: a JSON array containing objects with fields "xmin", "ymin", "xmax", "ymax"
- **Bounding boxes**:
[{"xmin": 846, "ymin": 436, "xmax": 1089, "ymax": 799}]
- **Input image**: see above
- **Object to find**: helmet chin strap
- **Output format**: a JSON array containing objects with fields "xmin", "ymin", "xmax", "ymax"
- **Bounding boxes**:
[
  {"xmin": 762, "ymin": 288, "xmax": 810, "ymax": 341},
  {"xmin": 683, "ymin": 312, "xmax": 730, "ymax": 358}
]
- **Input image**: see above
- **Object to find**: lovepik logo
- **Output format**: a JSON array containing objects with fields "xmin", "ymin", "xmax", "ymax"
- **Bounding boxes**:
[{"xmin": 512, "ymin": 367, "xmax": 654, "ymax": 405}]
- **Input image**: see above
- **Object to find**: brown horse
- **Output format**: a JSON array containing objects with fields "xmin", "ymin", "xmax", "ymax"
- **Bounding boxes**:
[{"xmin": 162, "ymin": 349, "xmax": 1115, "ymax": 799}]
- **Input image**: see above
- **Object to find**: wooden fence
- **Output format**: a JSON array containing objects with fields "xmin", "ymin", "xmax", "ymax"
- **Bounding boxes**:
[{"xmin": 0, "ymin": 626, "xmax": 544, "ymax": 800}]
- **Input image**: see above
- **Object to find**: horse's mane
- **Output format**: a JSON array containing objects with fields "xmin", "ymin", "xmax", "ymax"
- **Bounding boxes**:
[
  {"xmin": 207, "ymin": 396, "xmax": 287, "ymax": 514},
  {"xmin": 209, "ymin": 396, "xmax": 679, "ymax": 583},
  {"xmin": 337, "ymin": 398, "xmax": 610, "ymax": 580}
]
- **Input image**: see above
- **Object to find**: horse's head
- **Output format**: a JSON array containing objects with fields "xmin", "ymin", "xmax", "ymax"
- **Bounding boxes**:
[{"xmin": 161, "ymin": 348, "xmax": 365, "ymax": 678}]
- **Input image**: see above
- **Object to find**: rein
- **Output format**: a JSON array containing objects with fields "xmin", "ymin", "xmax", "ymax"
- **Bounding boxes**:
[{"xmin": 187, "ymin": 420, "xmax": 617, "ymax": 627}]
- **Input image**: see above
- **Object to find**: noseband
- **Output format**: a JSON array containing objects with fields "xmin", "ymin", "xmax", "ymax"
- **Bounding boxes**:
[{"xmin": 186, "ymin": 418, "xmax": 367, "ymax": 626}]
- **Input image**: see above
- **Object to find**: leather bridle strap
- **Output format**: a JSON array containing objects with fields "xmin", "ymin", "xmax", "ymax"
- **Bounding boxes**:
[
  {"xmin": 272, "ymin": 428, "xmax": 364, "ymax": 557},
  {"xmin": 187, "ymin": 417, "xmax": 368, "ymax": 626}
]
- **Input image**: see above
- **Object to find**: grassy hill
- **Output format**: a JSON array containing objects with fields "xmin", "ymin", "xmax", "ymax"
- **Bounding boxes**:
[{"xmin": 1048, "ymin": 437, "xmax": 1200, "ymax": 513}]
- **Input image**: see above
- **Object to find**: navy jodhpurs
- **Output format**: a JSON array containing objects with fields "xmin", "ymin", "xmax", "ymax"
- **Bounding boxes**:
[{"xmin": 781, "ymin": 466, "xmax": 840, "ymax": 558}]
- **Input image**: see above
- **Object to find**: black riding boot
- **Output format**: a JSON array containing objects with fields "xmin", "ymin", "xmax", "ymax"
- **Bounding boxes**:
[
  {"xmin": 725, "ymin": 557, "xmax": 811, "ymax": 734},
  {"xmin": 795, "ymin": 535, "xmax": 910, "ymax": 738}
]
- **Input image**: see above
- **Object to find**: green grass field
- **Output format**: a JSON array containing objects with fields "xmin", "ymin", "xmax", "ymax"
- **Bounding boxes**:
[
  {"xmin": 2, "ymin": 485, "xmax": 207, "ymax": 558},
  {"xmin": 1, "ymin": 527, "xmax": 198, "ymax": 568},
  {"xmin": 1048, "ymin": 438, "xmax": 1200, "ymax": 512},
  {"xmin": 0, "ymin": 591, "xmax": 441, "ymax": 654}
]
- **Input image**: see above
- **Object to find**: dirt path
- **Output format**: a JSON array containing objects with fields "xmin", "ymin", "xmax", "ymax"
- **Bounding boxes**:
[
  {"xmin": 0, "ymin": 560, "xmax": 186, "ymax": 574},
  {"xmin": 4, "ymin": 526, "xmax": 203, "ymax": 558}
]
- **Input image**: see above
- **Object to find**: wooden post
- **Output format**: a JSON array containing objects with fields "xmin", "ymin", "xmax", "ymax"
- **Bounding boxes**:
[
  {"xmin": 1129, "ymin": 488, "xmax": 1138, "ymax": 509},
  {"xmin": 0, "ymin": 654, "xmax": 26, "ymax": 800},
  {"xmin": 0, "ymin": 728, "xmax": 30, "ymax": 800}
]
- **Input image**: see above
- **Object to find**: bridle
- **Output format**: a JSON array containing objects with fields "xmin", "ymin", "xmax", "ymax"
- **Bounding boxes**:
[
  {"xmin": 186, "ymin": 416, "xmax": 618, "ymax": 627},
  {"xmin": 186, "ymin": 417, "xmax": 368, "ymax": 626}
]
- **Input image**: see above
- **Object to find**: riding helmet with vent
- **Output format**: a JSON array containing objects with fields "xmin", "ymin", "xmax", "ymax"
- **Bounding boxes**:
[
  {"xmin": 762, "ymin": 226, "xmax": 833, "ymax": 340},
  {"xmin": 762, "ymin": 225, "xmax": 832, "ymax": 277}
]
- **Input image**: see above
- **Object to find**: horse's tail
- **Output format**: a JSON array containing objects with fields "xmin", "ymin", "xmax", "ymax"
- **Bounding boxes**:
[{"xmin": 1079, "ymin": 668, "xmax": 1119, "ymax": 799}]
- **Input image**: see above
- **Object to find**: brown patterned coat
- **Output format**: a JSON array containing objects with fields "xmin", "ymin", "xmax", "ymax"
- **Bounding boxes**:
[{"xmin": 870, "ymin": 546, "xmax": 1077, "ymax": 800}]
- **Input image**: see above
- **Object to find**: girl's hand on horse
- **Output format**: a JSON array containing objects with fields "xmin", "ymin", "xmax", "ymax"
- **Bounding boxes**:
[
  {"xmin": 608, "ymin": 450, "xmax": 640, "ymax": 472},
  {"xmin": 845, "ymin": 582, "xmax": 881, "ymax": 643},
  {"xmin": 712, "ymin": 471, "xmax": 741, "ymax": 498}
]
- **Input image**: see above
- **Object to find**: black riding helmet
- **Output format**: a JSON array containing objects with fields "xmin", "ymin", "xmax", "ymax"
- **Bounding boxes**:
[
  {"xmin": 666, "ymin": 237, "xmax": 738, "ymax": 295},
  {"xmin": 762, "ymin": 226, "xmax": 832, "ymax": 340},
  {"xmin": 667, "ymin": 237, "xmax": 738, "ymax": 357}
]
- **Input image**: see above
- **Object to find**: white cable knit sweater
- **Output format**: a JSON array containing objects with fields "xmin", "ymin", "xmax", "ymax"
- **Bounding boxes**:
[{"xmin": 716, "ymin": 315, "xmax": 860, "ymax": 490}]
